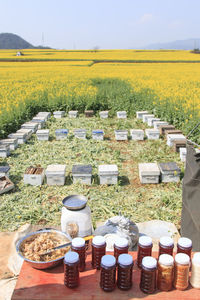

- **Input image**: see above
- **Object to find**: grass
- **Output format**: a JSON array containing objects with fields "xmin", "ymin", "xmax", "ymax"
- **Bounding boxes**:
[{"xmin": 0, "ymin": 115, "xmax": 183, "ymax": 232}]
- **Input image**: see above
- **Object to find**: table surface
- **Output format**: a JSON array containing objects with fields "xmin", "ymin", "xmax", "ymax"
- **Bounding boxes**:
[{"xmin": 12, "ymin": 251, "xmax": 200, "ymax": 300}]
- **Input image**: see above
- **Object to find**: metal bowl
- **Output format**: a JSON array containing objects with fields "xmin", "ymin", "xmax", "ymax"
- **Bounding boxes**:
[{"xmin": 16, "ymin": 228, "xmax": 71, "ymax": 269}]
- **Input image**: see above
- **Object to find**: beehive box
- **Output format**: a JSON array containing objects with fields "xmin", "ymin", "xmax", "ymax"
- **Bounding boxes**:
[
  {"xmin": 21, "ymin": 122, "xmax": 38, "ymax": 133},
  {"xmin": 17, "ymin": 129, "xmax": 32, "ymax": 140},
  {"xmin": 0, "ymin": 166, "xmax": 10, "ymax": 177},
  {"xmin": 159, "ymin": 125, "xmax": 175, "ymax": 135},
  {"xmin": 99, "ymin": 111, "xmax": 109, "ymax": 119},
  {"xmin": 0, "ymin": 138, "xmax": 18, "ymax": 151},
  {"xmin": 31, "ymin": 117, "xmax": 46, "ymax": 129},
  {"xmin": 8, "ymin": 133, "xmax": 27, "ymax": 144},
  {"xmin": 0, "ymin": 176, "xmax": 14, "ymax": 195},
  {"xmin": 145, "ymin": 129, "xmax": 160, "ymax": 140},
  {"xmin": 154, "ymin": 121, "xmax": 169, "ymax": 130},
  {"xmin": 45, "ymin": 164, "xmax": 66, "ymax": 185},
  {"xmin": 165, "ymin": 129, "xmax": 182, "ymax": 137},
  {"xmin": 74, "ymin": 129, "xmax": 87, "ymax": 139},
  {"xmin": 53, "ymin": 111, "xmax": 65, "ymax": 118},
  {"xmin": 85, "ymin": 110, "xmax": 94, "ymax": 117},
  {"xmin": 98, "ymin": 164, "xmax": 118, "ymax": 185},
  {"xmin": 142, "ymin": 114, "xmax": 154, "ymax": 123},
  {"xmin": 115, "ymin": 130, "xmax": 128, "ymax": 141},
  {"xmin": 136, "ymin": 111, "xmax": 149, "ymax": 119},
  {"xmin": 92, "ymin": 130, "xmax": 104, "ymax": 140},
  {"xmin": 36, "ymin": 129, "xmax": 50, "ymax": 141},
  {"xmin": 159, "ymin": 162, "xmax": 181, "ymax": 183},
  {"xmin": 55, "ymin": 129, "xmax": 68, "ymax": 140},
  {"xmin": 180, "ymin": 147, "xmax": 187, "ymax": 162},
  {"xmin": 36, "ymin": 112, "xmax": 51, "ymax": 121},
  {"xmin": 167, "ymin": 134, "xmax": 186, "ymax": 147},
  {"xmin": 173, "ymin": 140, "xmax": 187, "ymax": 153},
  {"xmin": 0, "ymin": 145, "xmax": 10, "ymax": 158},
  {"xmin": 147, "ymin": 118, "xmax": 161, "ymax": 127},
  {"xmin": 130, "ymin": 129, "xmax": 144, "ymax": 141},
  {"xmin": 68, "ymin": 110, "xmax": 78, "ymax": 118},
  {"xmin": 72, "ymin": 164, "xmax": 92, "ymax": 185},
  {"xmin": 139, "ymin": 163, "xmax": 160, "ymax": 184},
  {"xmin": 117, "ymin": 111, "xmax": 127, "ymax": 119},
  {"xmin": 24, "ymin": 166, "xmax": 45, "ymax": 186}
]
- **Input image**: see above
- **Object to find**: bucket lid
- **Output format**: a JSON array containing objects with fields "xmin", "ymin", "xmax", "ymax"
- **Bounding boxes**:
[{"xmin": 62, "ymin": 194, "xmax": 87, "ymax": 210}]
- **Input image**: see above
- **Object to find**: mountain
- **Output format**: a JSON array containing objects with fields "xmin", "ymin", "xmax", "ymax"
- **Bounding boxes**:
[
  {"xmin": 0, "ymin": 33, "xmax": 51, "ymax": 49},
  {"xmin": 141, "ymin": 38, "xmax": 200, "ymax": 50}
]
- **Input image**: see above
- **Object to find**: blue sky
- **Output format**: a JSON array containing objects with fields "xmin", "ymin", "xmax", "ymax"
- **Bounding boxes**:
[{"xmin": 0, "ymin": 0, "xmax": 199, "ymax": 49}]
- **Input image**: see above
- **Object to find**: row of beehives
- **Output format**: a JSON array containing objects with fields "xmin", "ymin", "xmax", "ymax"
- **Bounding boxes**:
[{"xmin": 53, "ymin": 110, "xmax": 127, "ymax": 119}]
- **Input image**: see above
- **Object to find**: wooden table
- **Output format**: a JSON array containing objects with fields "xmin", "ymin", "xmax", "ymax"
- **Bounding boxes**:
[{"xmin": 12, "ymin": 252, "xmax": 200, "ymax": 300}]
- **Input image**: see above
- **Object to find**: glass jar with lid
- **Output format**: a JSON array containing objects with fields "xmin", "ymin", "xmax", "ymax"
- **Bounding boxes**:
[
  {"xmin": 64, "ymin": 251, "xmax": 79, "ymax": 288},
  {"xmin": 71, "ymin": 237, "xmax": 86, "ymax": 272},
  {"xmin": 158, "ymin": 236, "xmax": 174, "ymax": 257},
  {"xmin": 92, "ymin": 236, "xmax": 106, "ymax": 270},
  {"xmin": 190, "ymin": 252, "xmax": 200, "ymax": 289},
  {"xmin": 157, "ymin": 254, "xmax": 174, "ymax": 291},
  {"xmin": 137, "ymin": 236, "xmax": 153, "ymax": 269},
  {"xmin": 100, "ymin": 255, "xmax": 116, "ymax": 292},
  {"xmin": 174, "ymin": 253, "xmax": 190, "ymax": 290},
  {"xmin": 114, "ymin": 237, "xmax": 129, "ymax": 262},
  {"xmin": 177, "ymin": 237, "xmax": 192, "ymax": 259},
  {"xmin": 117, "ymin": 253, "xmax": 133, "ymax": 290},
  {"xmin": 140, "ymin": 256, "xmax": 157, "ymax": 294}
]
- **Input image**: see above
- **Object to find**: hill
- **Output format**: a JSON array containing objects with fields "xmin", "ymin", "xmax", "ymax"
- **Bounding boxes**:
[
  {"xmin": 0, "ymin": 33, "xmax": 51, "ymax": 49},
  {"xmin": 142, "ymin": 38, "xmax": 200, "ymax": 50}
]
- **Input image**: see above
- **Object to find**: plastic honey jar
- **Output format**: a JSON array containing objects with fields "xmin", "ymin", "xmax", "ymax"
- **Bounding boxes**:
[
  {"xmin": 177, "ymin": 237, "xmax": 192, "ymax": 259},
  {"xmin": 190, "ymin": 252, "xmax": 200, "ymax": 289},
  {"xmin": 137, "ymin": 236, "xmax": 153, "ymax": 269},
  {"xmin": 157, "ymin": 254, "xmax": 174, "ymax": 291},
  {"xmin": 174, "ymin": 253, "xmax": 190, "ymax": 290},
  {"xmin": 71, "ymin": 237, "xmax": 86, "ymax": 272},
  {"xmin": 100, "ymin": 255, "xmax": 116, "ymax": 292},
  {"xmin": 117, "ymin": 254, "xmax": 133, "ymax": 290},
  {"xmin": 92, "ymin": 236, "xmax": 106, "ymax": 270},
  {"xmin": 114, "ymin": 237, "xmax": 129, "ymax": 262},
  {"xmin": 158, "ymin": 236, "xmax": 174, "ymax": 257},
  {"xmin": 140, "ymin": 256, "xmax": 157, "ymax": 294},
  {"xmin": 64, "ymin": 251, "xmax": 79, "ymax": 288}
]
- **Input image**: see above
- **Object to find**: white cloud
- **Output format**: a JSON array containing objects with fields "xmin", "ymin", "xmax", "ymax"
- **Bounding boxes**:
[{"xmin": 139, "ymin": 14, "xmax": 153, "ymax": 24}]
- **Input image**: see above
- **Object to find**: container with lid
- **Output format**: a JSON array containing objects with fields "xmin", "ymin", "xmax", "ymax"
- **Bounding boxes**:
[
  {"xmin": 130, "ymin": 129, "xmax": 144, "ymax": 141},
  {"xmin": 190, "ymin": 252, "xmax": 200, "ymax": 289},
  {"xmin": 21, "ymin": 122, "xmax": 38, "ymax": 133},
  {"xmin": 140, "ymin": 256, "xmax": 157, "ymax": 294},
  {"xmin": 36, "ymin": 129, "xmax": 49, "ymax": 141},
  {"xmin": 55, "ymin": 129, "xmax": 69, "ymax": 140},
  {"xmin": 136, "ymin": 111, "xmax": 149, "ymax": 120},
  {"xmin": 159, "ymin": 162, "xmax": 181, "ymax": 183},
  {"xmin": 85, "ymin": 110, "xmax": 94, "ymax": 117},
  {"xmin": 0, "ymin": 165, "xmax": 10, "ymax": 178},
  {"xmin": 157, "ymin": 254, "xmax": 174, "ymax": 291},
  {"xmin": 159, "ymin": 125, "xmax": 175, "ymax": 135},
  {"xmin": 36, "ymin": 111, "xmax": 51, "ymax": 121},
  {"xmin": 115, "ymin": 130, "xmax": 128, "ymax": 141},
  {"xmin": 98, "ymin": 164, "xmax": 118, "ymax": 185},
  {"xmin": 137, "ymin": 236, "xmax": 153, "ymax": 269},
  {"xmin": 61, "ymin": 195, "xmax": 93, "ymax": 237},
  {"xmin": 147, "ymin": 118, "xmax": 160, "ymax": 127},
  {"xmin": 45, "ymin": 164, "xmax": 66, "ymax": 185},
  {"xmin": 72, "ymin": 164, "xmax": 92, "ymax": 185},
  {"xmin": 158, "ymin": 236, "xmax": 174, "ymax": 257},
  {"xmin": 0, "ymin": 145, "xmax": 10, "ymax": 158},
  {"xmin": 174, "ymin": 253, "xmax": 190, "ymax": 290},
  {"xmin": 100, "ymin": 255, "xmax": 116, "ymax": 292},
  {"xmin": 24, "ymin": 166, "xmax": 45, "ymax": 186},
  {"xmin": 139, "ymin": 163, "xmax": 160, "ymax": 184},
  {"xmin": 53, "ymin": 111, "xmax": 65, "ymax": 118},
  {"xmin": 92, "ymin": 130, "xmax": 104, "ymax": 140},
  {"xmin": 154, "ymin": 121, "xmax": 169, "ymax": 130},
  {"xmin": 71, "ymin": 237, "xmax": 86, "ymax": 272},
  {"xmin": 0, "ymin": 138, "xmax": 18, "ymax": 151},
  {"xmin": 117, "ymin": 111, "xmax": 127, "ymax": 119},
  {"xmin": 64, "ymin": 251, "xmax": 79, "ymax": 288},
  {"xmin": 167, "ymin": 134, "xmax": 186, "ymax": 147},
  {"xmin": 142, "ymin": 114, "xmax": 154, "ymax": 123},
  {"xmin": 17, "ymin": 128, "xmax": 32, "ymax": 140},
  {"xmin": 180, "ymin": 147, "xmax": 187, "ymax": 163},
  {"xmin": 99, "ymin": 111, "xmax": 109, "ymax": 119},
  {"xmin": 177, "ymin": 237, "xmax": 192, "ymax": 259},
  {"xmin": 31, "ymin": 117, "xmax": 46, "ymax": 129},
  {"xmin": 117, "ymin": 254, "xmax": 133, "ymax": 290},
  {"xmin": 114, "ymin": 237, "xmax": 129, "ymax": 262},
  {"xmin": 74, "ymin": 129, "xmax": 87, "ymax": 139},
  {"xmin": 68, "ymin": 110, "xmax": 78, "ymax": 118},
  {"xmin": 145, "ymin": 129, "xmax": 160, "ymax": 140},
  {"xmin": 92, "ymin": 236, "xmax": 106, "ymax": 270},
  {"xmin": 8, "ymin": 132, "xmax": 27, "ymax": 144}
]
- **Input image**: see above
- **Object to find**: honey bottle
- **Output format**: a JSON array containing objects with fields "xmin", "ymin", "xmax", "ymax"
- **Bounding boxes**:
[
  {"xmin": 114, "ymin": 237, "xmax": 129, "ymax": 262},
  {"xmin": 117, "ymin": 253, "xmax": 133, "ymax": 290},
  {"xmin": 140, "ymin": 256, "xmax": 157, "ymax": 294},
  {"xmin": 71, "ymin": 237, "xmax": 86, "ymax": 272},
  {"xmin": 64, "ymin": 251, "xmax": 79, "ymax": 288},
  {"xmin": 157, "ymin": 254, "xmax": 174, "ymax": 291},
  {"xmin": 92, "ymin": 235, "xmax": 106, "ymax": 270},
  {"xmin": 100, "ymin": 255, "xmax": 116, "ymax": 292},
  {"xmin": 137, "ymin": 236, "xmax": 153, "ymax": 269},
  {"xmin": 158, "ymin": 236, "xmax": 174, "ymax": 257}
]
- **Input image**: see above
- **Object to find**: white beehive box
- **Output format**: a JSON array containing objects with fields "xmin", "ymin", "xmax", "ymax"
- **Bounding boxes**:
[
  {"xmin": 115, "ymin": 130, "xmax": 128, "ymax": 141},
  {"xmin": 142, "ymin": 114, "xmax": 154, "ymax": 123},
  {"xmin": 36, "ymin": 112, "xmax": 51, "ymax": 121},
  {"xmin": 0, "ymin": 145, "xmax": 10, "ymax": 158},
  {"xmin": 159, "ymin": 162, "xmax": 181, "ymax": 183},
  {"xmin": 130, "ymin": 129, "xmax": 144, "ymax": 141},
  {"xmin": 98, "ymin": 164, "xmax": 118, "ymax": 185},
  {"xmin": 154, "ymin": 121, "xmax": 169, "ymax": 130},
  {"xmin": 0, "ymin": 139, "xmax": 18, "ymax": 151},
  {"xmin": 68, "ymin": 110, "xmax": 78, "ymax": 118},
  {"xmin": 24, "ymin": 166, "xmax": 45, "ymax": 186},
  {"xmin": 31, "ymin": 117, "xmax": 46, "ymax": 129},
  {"xmin": 36, "ymin": 129, "xmax": 50, "ymax": 141},
  {"xmin": 99, "ymin": 111, "xmax": 109, "ymax": 119},
  {"xmin": 117, "ymin": 111, "xmax": 127, "ymax": 119},
  {"xmin": 21, "ymin": 122, "xmax": 38, "ymax": 133},
  {"xmin": 139, "ymin": 163, "xmax": 160, "ymax": 184},
  {"xmin": 55, "ymin": 129, "xmax": 68, "ymax": 140},
  {"xmin": 74, "ymin": 129, "xmax": 87, "ymax": 139},
  {"xmin": 145, "ymin": 129, "xmax": 160, "ymax": 140},
  {"xmin": 167, "ymin": 134, "xmax": 186, "ymax": 147},
  {"xmin": 17, "ymin": 129, "xmax": 32, "ymax": 140},
  {"xmin": 8, "ymin": 132, "xmax": 27, "ymax": 144},
  {"xmin": 72, "ymin": 165, "xmax": 92, "ymax": 185},
  {"xmin": 180, "ymin": 147, "xmax": 187, "ymax": 162},
  {"xmin": 0, "ymin": 166, "xmax": 10, "ymax": 178},
  {"xmin": 53, "ymin": 111, "xmax": 65, "ymax": 118},
  {"xmin": 45, "ymin": 164, "xmax": 66, "ymax": 185},
  {"xmin": 92, "ymin": 130, "xmax": 104, "ymax": 140},
  {"xmin": 136, "ymin": 111, "xmax": 149, "ymax": 119},
  {"xmin": 147, "ymin": 118, "xmax": 161, "ymax": 127}
]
